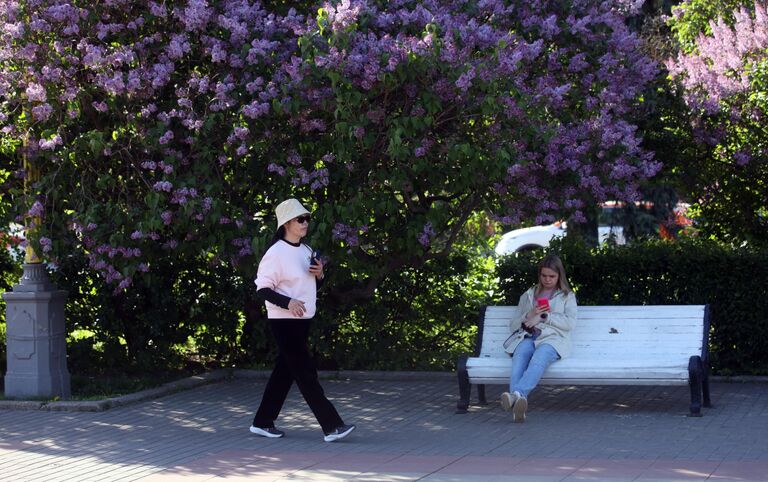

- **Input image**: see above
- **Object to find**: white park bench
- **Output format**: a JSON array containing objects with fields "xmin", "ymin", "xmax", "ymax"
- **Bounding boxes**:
[{"xmin": 456, "ymin": 305, "xmax": 712, "ymax": 416}]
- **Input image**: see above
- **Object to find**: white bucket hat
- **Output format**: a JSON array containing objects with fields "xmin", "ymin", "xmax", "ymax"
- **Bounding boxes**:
[{"xmin": 275, "ymin": 198, "xmax": 310, "ymax": 228}]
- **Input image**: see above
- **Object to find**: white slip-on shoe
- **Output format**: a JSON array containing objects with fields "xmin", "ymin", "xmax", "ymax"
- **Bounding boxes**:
[
  {"xmin": 500, "ymin": 391, "xmax": 518, "ymax": 412},
  {"xmin": 323, "ymin": 424, "xmax": 356, "ymax": 442},
  {"xmin": 512, "ymin": 393, "xmax": 528, "ymax": 423},
  {"xmin": 249, "ymin": 425, "xmax": 285, "ymax": 438}
]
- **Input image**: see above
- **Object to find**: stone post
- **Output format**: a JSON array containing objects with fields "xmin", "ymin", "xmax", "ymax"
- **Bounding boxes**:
[{"xmin": 2, "ymin": 263, "xmax": 70, "ymax": 399}]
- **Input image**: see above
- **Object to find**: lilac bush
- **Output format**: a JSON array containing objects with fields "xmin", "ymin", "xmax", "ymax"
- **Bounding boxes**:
[
  {"xmin": 1, "ymin": 0, "xmax": 660, "ymax": 301},
  {"xmin": 667, "ymin": 1, "xmax": 768, "ymax": 111},
  {"xmin": 666, "ymin": 1, "xmax": 768, "ymax": 244}
]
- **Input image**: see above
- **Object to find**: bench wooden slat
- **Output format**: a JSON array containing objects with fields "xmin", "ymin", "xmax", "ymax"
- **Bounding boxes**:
[
  {"xmin": 469, "ymin": 378, "xmax": 690, "ymax": 386},
  {"xmin": 481, "ymin": 317, "xmax": 706, "ymax": 326},
  {"xmin": 484, "ymin": 305, "xmax": 706, "ymax": 318}
]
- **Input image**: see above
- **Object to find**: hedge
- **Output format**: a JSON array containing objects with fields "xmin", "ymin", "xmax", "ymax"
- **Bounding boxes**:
[
  {"xmin": 497, "ymin": 238, "xmax": 768, "ymax": 375},
  {"xmin": 2, "ymin": 237, "xmax": 766, "ymax": 376}
]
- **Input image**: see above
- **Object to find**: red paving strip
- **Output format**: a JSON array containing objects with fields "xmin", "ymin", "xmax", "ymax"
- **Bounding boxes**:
[
  {"xmin": 306, "ymin": 452, "xmax": 404, "ymax": 472},
  {"xmin": 435, "ymin": 455, "xmax": 524, "ymax": 475},
  {"xmin": 711, "ymin": 460, "xmax": 768, "ymax": 480},
  {"xmin": 141, "ymin": 450, "xmax": 330, "ymax": 479},
  {"xmin": 379, "ymin": 455, "xmax": 585, "ymax": 478},
  {"xmin": 365, "ymin": 454, "xmax": 462, "ymax": 473},
  {"xmin": 637, "ymin": 459, "xmax": 721, "ymax": 480},
  {"xmin": 570, "ymin": 458, "xmax": 656, "ymax": 478},
  {"xmin": 138, "ymin": 452, "xmax": 768, "ymax": 480}
]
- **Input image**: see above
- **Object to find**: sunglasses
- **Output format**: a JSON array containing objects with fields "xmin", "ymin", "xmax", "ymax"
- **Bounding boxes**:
[{"xmin": 294, "ymin": 215, "xmax": 311, "ymax": 224}]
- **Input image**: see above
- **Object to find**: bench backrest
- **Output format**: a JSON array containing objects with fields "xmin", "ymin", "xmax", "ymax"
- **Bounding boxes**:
[{"xmin": 477, "ymin": 305, "xmax": 708, "ymax": 363}]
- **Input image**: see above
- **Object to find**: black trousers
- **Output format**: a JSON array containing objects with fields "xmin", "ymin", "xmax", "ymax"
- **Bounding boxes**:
[{"xmin": 252, "ymin": 319, "xmax": 343, "ymax": 434}]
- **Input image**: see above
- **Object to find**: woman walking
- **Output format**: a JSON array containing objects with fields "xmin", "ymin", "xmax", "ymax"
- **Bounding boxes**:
[
  {"xmin": 500, "ymin": 254, "xmax": 577, "ymax": 422},
  {"xmin": 250, "ymin": 198, "xmax": 355, "ymax": 442}
]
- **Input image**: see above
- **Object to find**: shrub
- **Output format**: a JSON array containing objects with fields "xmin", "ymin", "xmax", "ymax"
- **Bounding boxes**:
[
  {"xmin": 497, "ymin": 238, "xmax": 768, "ymax": 374},
  {"xmin": 49, "ymin": 252, "xmax": 259, "ymax": 374},
  {"xmin": 312, "ymin": 246, "xmax": 499, "ymax": 370}
]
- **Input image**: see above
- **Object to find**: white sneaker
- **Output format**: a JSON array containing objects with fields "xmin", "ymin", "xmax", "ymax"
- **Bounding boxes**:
[
  {"xmin": 249, "ymin": 425, "xmax": 285, "ymax": 438},
  {"xmin": 512, "ymin": 392, "xmax": 527, "ymax": 423},
  {"xmin": 500, "ymin": 391, "xmax": 518, "ymax": 412},
  {"xmin": 323, "ymin": 424, "xmax": 356, "ymax": 442}
]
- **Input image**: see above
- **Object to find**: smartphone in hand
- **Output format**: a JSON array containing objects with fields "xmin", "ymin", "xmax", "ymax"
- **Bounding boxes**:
[{"xmin": 536, "ymin": 298, "xmax": 550, "ymax": 311}]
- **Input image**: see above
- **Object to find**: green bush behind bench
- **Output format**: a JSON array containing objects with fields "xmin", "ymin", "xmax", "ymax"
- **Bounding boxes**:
[
  {"xmin": 1, "ymin": 238, "xmax": 766, "ymax": 376},
  {"xmin": 497, "ymin": 238, "xmax": 768, "ymax": 376}
]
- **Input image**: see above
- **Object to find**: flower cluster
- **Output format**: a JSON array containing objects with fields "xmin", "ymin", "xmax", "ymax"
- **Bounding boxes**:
[
  {"xmin": 417, "ymin": 222, "xmax": 436, "ymax": 247},
  {"xmin": 332, "ymin": 223, "xmax": 362, "ymax": 247},
  {"xmin": 667, "ymin": 1, "xmax": 768, "ymax": 113},
  {"xmin": 665, "ymin": 0, "xmax": 768, "ymax": 245}
]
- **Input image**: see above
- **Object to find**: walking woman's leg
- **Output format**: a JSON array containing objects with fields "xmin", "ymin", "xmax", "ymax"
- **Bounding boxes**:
[
  {"xmin": 252, "ymin": 321, "xmax": 294, "ymax": 428},
  {"xmin": 277, "ymin": 320, "xmax": 344, "ymax": 434}
]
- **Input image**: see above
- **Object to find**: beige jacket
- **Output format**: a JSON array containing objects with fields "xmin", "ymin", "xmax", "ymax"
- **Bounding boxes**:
[{"xmin": 508, "ymin": 286, "xmax": 578, "ymax": 358}]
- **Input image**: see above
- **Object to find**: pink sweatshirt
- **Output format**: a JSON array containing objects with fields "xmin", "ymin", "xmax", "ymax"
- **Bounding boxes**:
[{"xmin": 255, "ymin": 240, "xmax": 317, "ymax": 319}]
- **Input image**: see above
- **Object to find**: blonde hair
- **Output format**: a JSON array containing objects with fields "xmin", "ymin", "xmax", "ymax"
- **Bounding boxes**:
[{"xmin": 536, "ymin": 254, "xmax": 572, "ymax": 295}]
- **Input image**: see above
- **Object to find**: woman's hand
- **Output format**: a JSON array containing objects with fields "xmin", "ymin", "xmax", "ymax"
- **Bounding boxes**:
[
  {"xmin": 288, "ymin": 299, "xmax": 306, "ymax": 317},
  {"xmin": 309, "ymin": 258, "xmax": 324, "ymax": 280},
  {"xmin": 524, "ymin": 305, "xmax": 549, "ymax": 329}
]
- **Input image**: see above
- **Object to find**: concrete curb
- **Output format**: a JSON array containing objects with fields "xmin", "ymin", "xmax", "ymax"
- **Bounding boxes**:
[
  {"xmin": 710, "ymin": 375, "xmax": 768, "ymax": 383},
  {"xmin": 232, "ymin": 369, "xmax": 457, "ymax": 381},
  {"xmin": 0, "ymin": 369, "xmax": 231, "ymax": 412},
  {"xmin": 1, "ymin": 370, "xmax": 766, "ymax": 412}
]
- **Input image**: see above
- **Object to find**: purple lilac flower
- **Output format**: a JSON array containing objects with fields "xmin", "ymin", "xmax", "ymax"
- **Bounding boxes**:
[
  {"xmin": 159, "ymin": 161, "xmax": 174, "ymax": 174},
  {"xmin": 92, "ymin": 101, "xmax": 108, "ymax": 113},
  {"xmin": 287, "ymin": 151, "xmax": 301, "ymax": 165},
  {"xmin": 733, "ymin": 150, "xmax": 751, "ymax": 166},
  {"xmin": 267, "ymin": 163, "xmax": 286, "ymax": 176},
  {"xmin": 39, "ymin": 135, "xmax": 62, "ymax": 150},
  {"xmin": 27, "ymin": 200, "xmax": 45, "ymax": 218},
  {"xmin": 32, "ymin": 104, "xmax": 53, "ymax": 121},
  {"xmin": 159, "ymin": 130, "xmax": 174, "ymax": 145},
  {"xmin": 25, "ymin": 83, "xmax": 47, "ymax": 102},
  {"xmin": 242, "ymin": 101, "xmax": 270, "ymax": 119},
  {"xmin": 417, "ymin": 222, "xmax": 436, "ymax": 247},
  {"xmin": 153, "ymin": 181, "xmax": 173, "ymax": 192},
  {"xmin": 39, "ymin": 237, "xmax": 52, "ymax": 253},
  {"xmin": 332, "ymin": 223, "xmax": 360, "ymax": 247},
  {"xmin": 455, "ymin": 68, "xmax": 476, "ymax": 91}
]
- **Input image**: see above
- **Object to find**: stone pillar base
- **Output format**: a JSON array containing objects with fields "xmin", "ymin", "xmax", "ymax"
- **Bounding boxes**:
[{"xmin": 2, "ymin": 263, "xmax": 70, "ymax": 399}]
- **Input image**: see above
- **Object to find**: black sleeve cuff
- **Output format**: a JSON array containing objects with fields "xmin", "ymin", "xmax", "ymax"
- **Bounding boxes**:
[{"xmin": 257, "ymin": 287, "xmax": 291, "ymax": 309}]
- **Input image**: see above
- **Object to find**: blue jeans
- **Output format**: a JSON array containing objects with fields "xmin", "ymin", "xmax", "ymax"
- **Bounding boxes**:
[{"xmin": 509, "ymin": 337, "xmax": 560, "ymax": 397}]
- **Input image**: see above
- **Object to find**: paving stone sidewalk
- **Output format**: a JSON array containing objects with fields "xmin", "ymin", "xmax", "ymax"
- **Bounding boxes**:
[{"xmin": 1, "ymin": 375, "xmax": 767, "ymax": 481}]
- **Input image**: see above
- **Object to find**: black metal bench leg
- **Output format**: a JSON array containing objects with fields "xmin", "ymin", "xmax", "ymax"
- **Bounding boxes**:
[
  {"xmin": 688, "ymin": 355, "xmax": 703, "ymax": 417},
  {"xmin": 478, "ymin": 384, "xmax": 487, "ymax": 405},
  {"xmin": 456, "ymin": 354, "xmax": 470, "ymax": 414}
]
